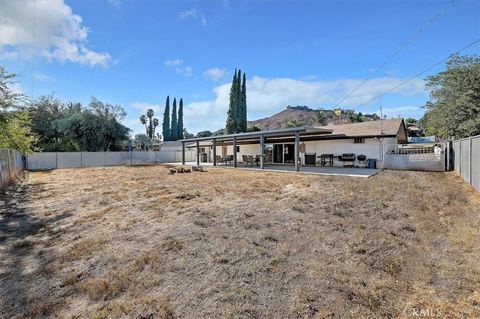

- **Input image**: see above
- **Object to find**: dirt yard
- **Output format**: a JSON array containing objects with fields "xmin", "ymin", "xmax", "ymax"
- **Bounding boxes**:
[{"xmin": 1, "ymin": 166, "xmax": 479, "ymax": 318}]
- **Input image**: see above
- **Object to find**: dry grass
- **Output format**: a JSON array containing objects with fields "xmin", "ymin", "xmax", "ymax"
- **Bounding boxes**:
[{"xmin": 1, "ymin": 165, "xmax": 479, "ymax": 318}]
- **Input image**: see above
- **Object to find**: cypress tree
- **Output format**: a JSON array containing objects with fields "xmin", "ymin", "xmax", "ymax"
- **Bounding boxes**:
[
  {"xmin": 241, "ymin": 72, "xmax": 247, "ymax": 132},
  {"xmin": 171, "ymin": 98, "xmax": 178, "ymax": 141},
  {"xmin": 235, "ymin": 69, "xmax": 242, "ymax": 133},
  {"xmin": 226, "ymin": 69, "xmax": 238, "ymax": 134},
  {"xmin": 177, "ymin": 98, "xmax": 184, "ymax": 140},
  {"xmin": 162, "ymin": 96, "xmax": 170, "ymax": 141}
]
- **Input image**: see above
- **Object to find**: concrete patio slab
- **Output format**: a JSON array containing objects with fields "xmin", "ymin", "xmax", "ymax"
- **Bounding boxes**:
[{"xmin": 166, "ymin": 162, "xmax": 381, "ymax": 178}]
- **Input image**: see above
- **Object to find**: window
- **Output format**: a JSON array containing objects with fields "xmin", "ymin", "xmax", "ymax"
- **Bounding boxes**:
[
  {"xmin": 354, "ymin": 138, "xmax": 365, "ymax": 144},
  {"xmin": 236, "ymin": 146, "xmax": 240, "ymax": 152}
]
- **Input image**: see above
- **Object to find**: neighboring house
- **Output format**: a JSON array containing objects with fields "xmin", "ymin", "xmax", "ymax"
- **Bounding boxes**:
[
  {"xmin": 186, "ymin": 119, "xmax": 407, "ymax": 168},
  {"xmin": 150, "ymin": 141, "xmax": 183, "ymax": 152}
]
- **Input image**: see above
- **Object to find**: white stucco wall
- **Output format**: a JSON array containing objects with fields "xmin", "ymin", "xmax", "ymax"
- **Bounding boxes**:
[
  {"xmin": 208, "ymin": 137, "xmax": 396, "ymax": 166},
  {"xmin": 304, "ymin": 138, "xmax": 386, "ymax": 162}
]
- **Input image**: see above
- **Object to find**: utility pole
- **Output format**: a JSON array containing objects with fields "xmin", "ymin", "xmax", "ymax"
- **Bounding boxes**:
[{"xmin": 380, "ymin": 95, "xmax": 384, "ymax": 135}]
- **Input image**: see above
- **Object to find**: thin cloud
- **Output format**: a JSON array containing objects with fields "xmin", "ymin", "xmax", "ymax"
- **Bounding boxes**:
[
  {"xmin": 32, "ymin": 73, "xmax": 48, "ymax": 81},
  {"xmin": 204, "ymin": 67, "xmax": 226, "ymax": 81},
  {"xmin": 179, "ymin": 8, "xmax": 207, "ymax": 26},
  {"xmin": 108, "ymin": 0, "xmax": 122, "ymax": 8},
  {"xmin": 164, "ymin": 59, "xmax": 193, "ymax": 77}
]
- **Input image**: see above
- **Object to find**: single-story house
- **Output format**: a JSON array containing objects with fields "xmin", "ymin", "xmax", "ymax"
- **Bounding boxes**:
[
  {"xmin": 150, "ymin": 141, "xmax": 184, "ymax": 152},
  {"xmin": 181, "ymin": 118, "xmax": 407, "ymax": 170}
]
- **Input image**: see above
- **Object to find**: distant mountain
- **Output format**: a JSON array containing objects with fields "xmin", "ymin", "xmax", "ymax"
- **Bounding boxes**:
[{"xmin": 248, "ymin": 106, "xmax": 380, "ymax": 130}]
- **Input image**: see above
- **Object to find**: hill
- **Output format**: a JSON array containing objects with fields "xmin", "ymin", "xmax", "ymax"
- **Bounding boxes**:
[{"xmin": 248, "ymin": 106, "xmax": 380, "ymax": 130}]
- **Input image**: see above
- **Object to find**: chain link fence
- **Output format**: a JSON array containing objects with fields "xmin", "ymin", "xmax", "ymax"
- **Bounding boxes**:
[
  {"xmin": 453, "ymin": 135, "xmax": 480, "ymax": 191},
  {"xmin": 0, "ymin": 149, "xmax": 24, "ymax": 190},
  {"xmin": 26, "ymin": 150, "xmax": 195, "ymax": 170}
]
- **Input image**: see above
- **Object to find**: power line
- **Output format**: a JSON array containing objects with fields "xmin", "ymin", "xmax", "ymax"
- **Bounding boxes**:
[
  {"xmin": 356, "ymin": 37, "xmax": 480, "ymax": 109},
  {"xmin": 332, "ymin": 0, "xmax": 455, "ymax": 109}
]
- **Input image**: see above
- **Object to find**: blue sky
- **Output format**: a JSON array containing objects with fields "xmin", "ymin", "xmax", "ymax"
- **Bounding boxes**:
[{"xmin": 1, "ymin": 0, "xmax": 479, "ymax": 135}]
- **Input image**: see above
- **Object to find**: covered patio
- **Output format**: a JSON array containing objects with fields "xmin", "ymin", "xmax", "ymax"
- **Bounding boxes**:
[{"xmin": 180, "ymin": 126, "xmax": 334, "ymax": 172}]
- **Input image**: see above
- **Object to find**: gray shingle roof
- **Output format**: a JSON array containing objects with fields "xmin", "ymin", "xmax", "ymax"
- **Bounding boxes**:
[{"xmin": 320, "ymin": 118, "xmax": 405, "ymax": 138}]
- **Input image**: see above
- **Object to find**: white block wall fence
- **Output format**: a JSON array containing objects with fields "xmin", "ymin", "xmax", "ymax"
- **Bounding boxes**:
[
  {"xmin": 26, "ymin": 150, "xmax": 195, "ymax": 170},
  {"xmin": 453, "ymin": 135, "xmax": 480, "ymax": 192},
  {"xmin": 0, "ymin": 149, "xmax": 24, "ymax": 190}
]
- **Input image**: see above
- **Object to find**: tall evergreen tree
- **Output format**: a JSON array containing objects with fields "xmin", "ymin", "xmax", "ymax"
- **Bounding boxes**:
[
  {"xmin": 241, "ymin": 72, "xmax": 247, "ymax": 132},
  {"xmin": 171, "ymin": 97, "xmax": 178, "ymax": 141},
  {"xmin": 177, "ymin": 98, "xmax": 184, "ymax": 140},
  {"xmin": 226, "ymin": 69, "xmax": 248, "ymax": 134},
  {"xmin": 226, "ymin": 69, "xmax": 238, "ymax": 134},
  {"xmin": 235, "ymin": 69, "xmax": 242, "ymax": 133},
  {"xmin": 162, "ymin": 96, "xmax": 170, "ymax": 141}
]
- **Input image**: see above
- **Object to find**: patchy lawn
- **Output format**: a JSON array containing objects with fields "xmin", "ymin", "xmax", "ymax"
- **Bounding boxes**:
[{"xmin": 1, "ymin": 166, "xmax": 479, "ymax": 318}]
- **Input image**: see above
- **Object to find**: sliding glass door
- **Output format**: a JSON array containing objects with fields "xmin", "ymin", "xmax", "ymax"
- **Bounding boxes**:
[
  {"xmin": 273, "ymin": 144, "xmax": 283, "ymax": 163},
  {"xmin": 271, "ymin": 143, "xmax": 295, "ymax": 164}
]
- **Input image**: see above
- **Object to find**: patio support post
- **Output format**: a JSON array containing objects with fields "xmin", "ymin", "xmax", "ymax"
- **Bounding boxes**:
[
  {"xmin": 213, "ymin": 139, "xmax": 217, "ymax": 166},
  {"xmin": 233, "ymin": 137, "xmax": 237, "ymax": 167},
  {"xmin": 260, "ymin": 134, "xmax": 265, "ymax": 169},
  {"xmin": 181, "ymin": 142, "xmax": 185, "ymax": 165},
  {"xmin": 196, "ymin": 140, "xmax": 200, "ymax": 166},
  {"xmin": 294, "ymin": 131, "xmax": 300, "ymax": 172}
]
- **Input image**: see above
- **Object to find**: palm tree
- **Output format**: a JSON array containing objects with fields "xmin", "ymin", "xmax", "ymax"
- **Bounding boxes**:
[
  {"xmin": 140, "ymin": 114, "xmax": 147, "ymax": 132},
  {"xmin": 152, "ymin": 118, "xmax": 159, "ymax": 139},
  {"xmin": 139, "ymin": 109, "xmax": 159, "ymax": 140}
]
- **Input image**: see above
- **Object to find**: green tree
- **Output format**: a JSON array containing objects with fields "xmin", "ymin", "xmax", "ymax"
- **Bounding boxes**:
[
  {"xmin": 226, "ymin": 69, "xmax": 247, "ymax": 134},
  {"xmin": 139, "ymin": 108, "xmax": 158, "ymax": 139},
  {"xmin": 0, "ymin": 110, "xmax": 37, "ymax": 153},
  {"xmin": 421, "ymin": 54, "xmax": 480, "ymax": 138},
  {"xmin": 213, "ymin": 128, "xmax": 225, "ymax": 136},
  {"xmin": 284, "ymin": 119, "xmax": 305, "ymax": 128},
  {"xmin": 240, "ymin": 72, "xmax": 247, "ymax": 132},
  {"xmin": 235, "ymin": 69, "xmax": 242, "ymax": 133},
  {"xmin": 315, "ymin": 111, "xmax": 326, "ymax": 125},
  {"xmin": 226, "ymin": 70, "xmax": 238, "ymax": 134},
  {"xmin": 183, "ymin": 128, "xmax": 194, "ymax": 139},
  {"xmin": 171, "ymin": 98, "xmax": 178, "ymax": 141},
  {"xmin": 196, "ymin": 130, "xmax": 213, "ymax": 138},
  {"xmin": 162, "ymin": 96, "xmax": 171, "ymax": 141},
  {"xmin": 0, "ymin": 66, "xmax": 36, "ymax": 153},
  {"xmin": 30, "ymin": 96, "xmax": 130, "ymax": 151},
  {"xmin": 178, "ymin": 98, "xmax": 184, "ymax": 140},
  {"xmin": 134, "ymin": 134, "xmax": 149, "ymax": 150},
  {"xmin": 247, "ymin": 125, "xmax": 261, "ymax": 132},
  {"xmin": 346, "ymin": 109, "xmax": 363, "ymax": 123}
]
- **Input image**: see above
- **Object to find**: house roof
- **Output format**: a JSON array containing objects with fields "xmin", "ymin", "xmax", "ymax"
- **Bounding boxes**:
[
  {"xmin": 319, "ymin": 118, "xmax": 407, "ymax": 141},
  {"xmin": 320, "ymin": 118, "xmax": 402, "ymax": 136}
]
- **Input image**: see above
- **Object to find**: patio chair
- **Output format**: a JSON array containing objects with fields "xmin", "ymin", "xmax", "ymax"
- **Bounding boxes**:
[
  {"xmin": 254, "ymin": 155, "xmax": 261, "ymax": 166},
  {"xmin": 247, "ymin": 155, "xmax": 254, "ymax": 166},
  {"xmin": 242, "ymin": 155, "xmax": 250, "ymax": 165},
  {"xmin": 320, "ymin": 154, "xmax": 334, "ymax": 167},
  {"xmin": 226, "ymin": 155, "xmax": 234, "ymax": 165},
  {"xmin": 215, "ymin": 155, "xmax": 223, "ymax": 165}
]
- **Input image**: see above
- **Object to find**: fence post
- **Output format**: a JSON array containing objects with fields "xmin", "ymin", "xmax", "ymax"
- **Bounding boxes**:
[
  {"xmin": 0, "ymin": 151, "xmax": 4, "ymax": 188},
  {"xmin": 470, "ymin": 137, "xmax": 473, "ymax": 186},
  {"xmin": 7, "ymin": 149, "xmax": 12, "ymax": 183},
  {"xmin": 446, "ymin": 142, "xmax": 450, "ymax": 171},
  {"xmin": 459, "ymin": 140, "xmax": 462, "ymax": 175}
]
